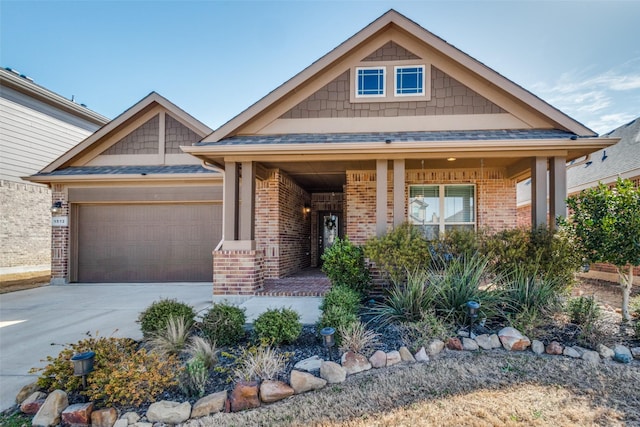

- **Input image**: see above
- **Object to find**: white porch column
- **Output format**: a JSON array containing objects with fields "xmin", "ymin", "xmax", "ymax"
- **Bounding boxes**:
[
  {"xmin": 549, "ymin": 156, "xmax": 567, "ymax": 228},
  {"xmin": 531, "ymin": 157, "xmax": 548, "ymax": 227},
  {"xmin": 393, "ymin": 159, "xmax": 405, "ymax": 227},
  {"xmin": 376, "ymin": 159, "xmax": 388, "ymax": 236},
  {"xmin": 223, "ymin": 161, "xmax": 239, "ymax": 242},
  {"xmin": 240, "ymin": 161, "xmax": 256, "ymax": 241}
]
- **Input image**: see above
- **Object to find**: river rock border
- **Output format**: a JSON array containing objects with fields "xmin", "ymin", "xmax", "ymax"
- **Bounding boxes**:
[{"xmin": 16, "ymin": 327, "xmax": 640, "ymax": 427}]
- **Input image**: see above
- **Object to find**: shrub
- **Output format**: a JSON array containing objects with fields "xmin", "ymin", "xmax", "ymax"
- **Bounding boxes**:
[
  {"xmin": 317, "ymin": 304, "xmax": 359, "ymax": 344},
  {"xmin": 147, "ymin": 315, "xmax": 192, "ymax": 356},
  {"xmin": 438, "ymin": 228, "xmax": 485, "ymax": 261},
  {"xmin": 253, "ymin": 307, "xmax": 302, "ymax": 345},
  {"xmin": 138, "ymin": 298, "xmax": 195, "ymax": 338},
  {"xmin": 317, "ymin": 285, "xmax": 361, "ymax": 344},
  {"xmin": 567, "ymin": 295, "xmax": 602, "ymax": 326},
  {"xmin": 369, "ymin": 269, "xmax": 435, "ymax": 325},
  {"xmin": 398, "ymin": 310, "xmax": 453, "ymax": 351},
  {"xmin": 201, "ymin": 303, "xmax": 246, "ymax": 346},
  {"xmin": 630, "ymin": 295, "xmax": 640, "ymax": 319},
  {"xmin": 179, "ymin": 357, "xmax": 208, "ymax": 398},
  {"xmin": 233, "ymin": 345, "xmax": 289, "ymax": 382},
  {"xmin": 337, "ymin": 321, "xmax": 380, "ymax": 355},
  {"xmin": 364, "ymin": 222, "xmax": 432, "ymax": 284},
  {"xmin": 319, "ymin": 284, "xmax": 361, "ymax": 315},
  {"xmin": 185, "ymin": 336, "xmax": 218, "ymax": 370},
  {"xmin": 321, "ymin": 237, "xmax": 371, "ymax": 295}
]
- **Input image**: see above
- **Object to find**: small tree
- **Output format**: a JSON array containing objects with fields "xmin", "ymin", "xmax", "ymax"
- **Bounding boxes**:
[{"xmin": 562, "ymin": 178, "xmax": 640, "ymax": 320}]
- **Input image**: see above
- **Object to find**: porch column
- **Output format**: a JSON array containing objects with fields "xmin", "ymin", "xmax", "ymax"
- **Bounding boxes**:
[
  {"xmin": 393, "ymin": 159, "xmax": 405, "ymax": 227},
  {"xmin": 531, "ymin": 157, "xmax": 548, "ymax": 227},
  {"xmin": 549, "ymin": 156, "xmax": 567, "ymax": 228},
  {"xmin": 223, "ymin": 161, "xmax": 239, "ymax": 241},
  {"xmin": 376, "ymin": 159, "xmax": 388, "ymax": 236},
  {"xmin": 240, "ymin": 161, "xmax": 256, "ymax": 241}
]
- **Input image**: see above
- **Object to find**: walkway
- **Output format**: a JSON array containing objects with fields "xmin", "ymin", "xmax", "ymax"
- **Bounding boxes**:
[{"xmin": 257, "ymin": 268, "xmax": 331, "ymax": 297}]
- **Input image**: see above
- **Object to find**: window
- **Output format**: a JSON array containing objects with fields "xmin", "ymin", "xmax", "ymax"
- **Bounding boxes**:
[
  {"xmin": 356, "ymin": 67, "xmax": 385, "ymax": 97},
  {"xmin": 409, "ymin": 184, "xmax": 475, "ymax": 239},
  {"xmin": 395, "ymin": 65, "xmax": 424, "ymax": 95}
]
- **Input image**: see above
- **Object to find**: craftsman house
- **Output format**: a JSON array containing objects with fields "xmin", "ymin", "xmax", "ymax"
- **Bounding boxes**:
[{"xmin": 29, "ymin": 10, "xmax": 617, "ymax": 293}]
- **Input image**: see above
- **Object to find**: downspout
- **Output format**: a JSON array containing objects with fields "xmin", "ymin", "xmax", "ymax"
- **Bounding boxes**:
[{"xmin": 201, "ymin": 159, "xmax": 226, "ymax": 251}]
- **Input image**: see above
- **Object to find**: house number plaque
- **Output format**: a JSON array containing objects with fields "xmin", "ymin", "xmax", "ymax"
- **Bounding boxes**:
[{"xmin": 52, "ymin": 216, "xmax": 68, "ymax": 227}]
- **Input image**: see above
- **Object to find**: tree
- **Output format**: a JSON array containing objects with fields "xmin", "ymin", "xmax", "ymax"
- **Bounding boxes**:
[{"xmin": 561, "ymin": 178, "xmax": 640, "ymax": 320}]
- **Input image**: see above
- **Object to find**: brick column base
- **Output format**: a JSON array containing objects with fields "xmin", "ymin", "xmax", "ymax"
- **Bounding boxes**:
[{"xmin": 213, "ymin": 250, "xmax": 264, "ymax": 295}]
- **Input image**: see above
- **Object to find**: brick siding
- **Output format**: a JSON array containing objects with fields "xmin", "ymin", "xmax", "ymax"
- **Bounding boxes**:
[
  {"xmin": 212, "ymin": 250, "xmax": 264, "ymax": 295},
  {"xmin": 50, "ymin": 184, "xmax": 69, "ymax": 283}
]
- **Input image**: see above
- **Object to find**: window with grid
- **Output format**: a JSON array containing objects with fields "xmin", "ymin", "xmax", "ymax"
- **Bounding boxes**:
[
  {"xmin": 395, "ymin": 65, "xmax": 424, "ymax": 95},
  {"xmin": 409, "ymin": 184, "xmax": 475, "ymax": 239},
  {"xmin": 356, "ymin": 67, "xmax": 385, "ymax": 97}
]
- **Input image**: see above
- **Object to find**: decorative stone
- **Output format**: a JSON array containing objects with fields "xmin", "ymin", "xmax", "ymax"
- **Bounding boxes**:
[
  {"xmin": 462, "ymin": 337, "xmax": 479, "ymax": 351},
  {"xmin": 229, "ymin": 381, "xmax": 260, "ymax": 412},
  {"xmin": 498, "ymin": 327, "xmax": 530, "ymax": 351},
  {"xmin": 631, "ymin": 347, "xmax": 640, "ymax": 359},
  {"xmin": 341, "ymin": 351, "xmax": 372, "ymax": 374},
  {"xmin": 294, "ymin": 355, "xmax": 323, "ymax": 372},
  {"xmin": 320, "ymin": 361, "xmax": 346, "ymax": 383},
  {"xmin": 426, "ymin": 339, "xmax": 445, "ymax": 356},
  {"xmin": 259, "ymin": 380, "xmax": 294, "ymax": 403},
  {"xmin": 597, "ymin": 344, "xmax": 614, "ymax": 359},
  {"xmin": 563, "ymin": 346, "xmax": 581, "ymax": 358},
  {"xmin": 386, "ymin": 350, "xmax": 402, "ymax": 366},
  {"xmin": 546, "ymin": 341, "xmax": 563, "ymax": 355},
  {"xmin": 61, "ymin": 402, "xmax": 94, "ymax": 427},
  {"xmin": 414, "ymin": 347, "xmax": 429, "ymax": 363},
  {"xmin": 20, "ymin": 391, "xmax": 46, "ymax": 415},
  {"xmin": 121, "ymin": 412, "xmax": 140, "ymax": 424},
  {"xmin": 290, "ymin": 370, "xmax": 327, "ymax": 394},
  {"xmin": 581, "ymin": 350, "xmax": 601, "ymax": 365},
  {"xmin": 475, "ymin": 334, "xmax": 500, "ymax": 350},
  {"xmin": 613, "ymin": 344, "xmax": 633, "ymax": 364},
  {"xmin": 446, "ymin": 337, "xmax": 463, "ymax": 351},
  {"xmin": 457, "ymin": 329, "xmax": 470, "ymax": 338},
  {"xmin": 32, "ymin": 389, "xmax": 68, "ymax": 427},
  {"xmin": 133, "ymin": 423, "xmax": 152, "ymax": 427},
  {"xmin": 369, "ymin": 350, "xmax": 387, "ymax": 368},
  {"xmin": 15, "ymin": 382, "xmax": 39, "ymax": 404},
  {"xmin": 572, "ymin": 346, "xmax": 587, "ymax": 357},
  {"xmin": 191, "ymin": 391, "xmax": 227, "ymax": 418},
  {"xmin": 90, "ymin": 408, "xmax": 118, "ymax": 427},
  {"xmin": 399, "ymin": 346, "xmax": 416, "ymax": 362},
  {"xmin": 146, "ymin": 400, "xmax": 191, "ymax": 424},
  {"xmin": 113, "ymin": 419, "xmax": 128, "ymax": 427},
  {"xmin": 531, "ymin": 340, "xmax": 544, "ymax": 355}
]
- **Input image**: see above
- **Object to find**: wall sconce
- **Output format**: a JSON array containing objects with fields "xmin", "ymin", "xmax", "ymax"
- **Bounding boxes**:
[
  {"xmin": 303, "ymin": 205, "xmax": 311, "ymax": 214},
  {"xmin": 51, "ymin": 201, "xmax": 63, "ymax": 214}
]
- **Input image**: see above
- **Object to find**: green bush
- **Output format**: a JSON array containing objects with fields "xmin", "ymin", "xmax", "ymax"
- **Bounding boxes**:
[
  {"xmin": 370, "ymin": 269, "xmax": 435, "ymax": 325},
  {"xmin": 317, "ymin": 285, "xmax": 362, "ymax": 344},
  {"xmin": 317, "ymin": 304, "xmax": 359, "ymax": 344},
  {"xmin": 320, "ymin": 284, "xmax": 361, "ymax": 315},
  {"xmin": 567, "ymin": 295, "xmax": 601, "ymax": 326},
  {"xmin": 254, "ymin": 307, "xmax": 302, "ymax": 345},
  {"xmin": 138, "ymin": 298, "xmax": 195, "ymax": 338},
  {"xmin": 321, "ymin": 237, "xmax": 371, "ymax": 295},
  {"xmin": 364, "ymin": 222, "xmax": 432, "ymax": 284},
  {"xmin": 398, "ymin": 310, "xmax": 453, "ymax": 352},
  {"xmin": 201, "ymin": 303, "xmax": 246, "ymax": 346},
  {"xmin": 179, "ymin": 357, "xmax": 208, "ymax": 398},
  {"xmin": 438, "ymin": 228, "xmax": 485, "ymax": 261}
]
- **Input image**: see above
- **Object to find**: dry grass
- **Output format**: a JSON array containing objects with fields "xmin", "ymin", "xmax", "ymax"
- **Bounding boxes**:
[
  {"xmin": 0, "ymin": 272, "xmax": 49, "ymax": 294},
  {"xmin": 184, "ymin": 351, "xmax": 640, "ymax": 427}
]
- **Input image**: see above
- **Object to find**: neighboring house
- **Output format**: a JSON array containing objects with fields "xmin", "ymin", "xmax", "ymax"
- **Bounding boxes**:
[
  {"xmin": 517, "ymin": 117, "xmax": 640, "ymax": 284},
  {"xmin": 0, "ymin": 67, "xmax": 108, "ymax": 279},
  {"xmin": 29, "ymin": 10, "xmax": 617, "ymax": 293}
]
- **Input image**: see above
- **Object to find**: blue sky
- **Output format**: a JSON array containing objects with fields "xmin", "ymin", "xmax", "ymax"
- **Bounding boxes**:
[{"xmin": 2, "ymin": 0, "xmax": 639, "ymax": 135}]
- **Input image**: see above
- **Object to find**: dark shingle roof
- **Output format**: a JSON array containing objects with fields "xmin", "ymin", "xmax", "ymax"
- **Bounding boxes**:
[
  {"xmin": 198, "ymin": 129, "xmax": 577, "ymax": 146},
  {"xmin": 33, "ymin": 164, "xmax": 218, "ymax": 177}
]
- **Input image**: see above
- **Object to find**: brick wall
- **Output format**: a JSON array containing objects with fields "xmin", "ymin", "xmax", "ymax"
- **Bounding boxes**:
[
  {"xmin": 50, "ymin": 184, "xmax": 69, "ymax": 284},
  {"xmin": 0, "ymin": 180, "xmax": 52, "ymax": 275},
  {"xmin": 212, "ymin": 250, "xmax": 264, "ymax": 295}
]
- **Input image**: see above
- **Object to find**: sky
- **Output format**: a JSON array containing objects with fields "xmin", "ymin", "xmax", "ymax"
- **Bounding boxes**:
[{"xmin": 1, "ymin": 0, "xmax": 639, "ymax": 135}]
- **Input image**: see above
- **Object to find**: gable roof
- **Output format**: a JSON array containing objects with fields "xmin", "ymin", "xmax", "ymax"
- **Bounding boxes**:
[
  {"xmin": 38, "ymin": 92, "xmax": 212, "ymax": 173},
  {"xmin": 202, "ymin": 9, "xmax": 596, "ymax": 143}
]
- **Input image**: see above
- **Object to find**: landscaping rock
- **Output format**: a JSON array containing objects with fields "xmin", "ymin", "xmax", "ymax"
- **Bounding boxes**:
[
  {"xmin": 229, "ymin": 381, "xmax": 260, "ymax": 412},
  {"xmin": 320, "ymin": 361, "xmax": 346, "ymax": 383},
  {"xmin": 498, "ymin": 327, "xmax": 530, "ymax": 351},
  {"xmin": 399, "ymin": 346, "xmax": 416, "ymax": 362},
  {"xmin": 414, "ymin": 347, "xmax": 429, "ymax": 363},
  {"xmin": 341, "ymin": 351, "xmax": 372, "ymax": 374},
  {"xmin": 121, "ymin": 412, "xmax": 140, "ymax": 424},
  {"xmin": 563, "ymin": 346, "xmax": 581, "ymax": 358},
  {"xmin": 457, "ymin": 329, "xmax": 470, "ymax": 338},
  {"xmin": 32, "ymin": 389, "xmax": 68, "ymax": 427},
  {"xmin": 294, "ymin": 355, "xmax": 323, "ymax": 372},
  {"xmin": 446, "ymin": 337, "xmax": 463, "ymax": 351},
  {"xmin": 61, "ymin": 402, "xmax": 94, "ymax": 427},
  {"xmin": 426, "ymin": 339, "xmax": 445, "ymax": 356},
  {"xmin": 20, "ymin": 391, "xmax": 46, "ymax": 415},
  {"xmin": 475, "ymin": 334, "xmax": 501, "ymax": 350},
  {"xmin": 386, "ymin": 350, "xmax": 402, "ymax": 366},
  {"xmin": 90, "ymin": 408, "xmax": 118, "ymax": 427},
  {"xmin": 15, "ymin": 382, "xmax": 39, "ymax": 405},
  {"xmin": 613, "ymin": 345, "xmax": 633, "ymax": 364},
  {"xmin": 597, "ymin": 344, "xmax": 615, "ymax": 359},
  {"xmin": 290, "ymin": 370, "xmax": 327, "ymax": 394},
  {"xmin": 581, "ymin": 350, "xmax": 601, "ymax": 365},
  {"xmin": 369, "ymin": 350, "xmax": 387, "ymax": 368},
  {"xmin": 113, "ymin": 419, "xmax": 128, "ymax": 427},
  {"xmin": 572, "ymin": 346, "xmax": 587, "ymax": 357},
  {"xmin": 631, "ymin": 347, "xmax": 640, "ymax": 359},
  {"xmin": 531, "ymin": 340, "xmax": 545, "ymax": 355},
  {"xmin": 191, "ymin": 391, "xmax": 227, "ymax": 418},
  {"xmin": 259, "ymin": 380, "xmax": 294, "ymax": 403},
  {"xmin": 462, "ymin": 337, "xmax": 479, "ymax": 351},
  {"xmin": 133, "ymin": 423, "xmax": 152, "ymax": 427},
  {"xmin": 146, "ymin": 400, "xmax": 191, "ymax": 424},
  {"xmin": 546, "ymin": 341, "xmax": 563, "ymax": 355}
]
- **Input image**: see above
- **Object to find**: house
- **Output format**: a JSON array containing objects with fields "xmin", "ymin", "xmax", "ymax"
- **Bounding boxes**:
[
  {"xmin": 517, "ymin": 117, "xmax": 640, "ymax": 284},
  {"xmin": 0, "ymin": 68, "xmax": 108, "ymax": 280},
  {"xmin": 28, "ymin": 10, "xmax": 617, "ymax": 292}
]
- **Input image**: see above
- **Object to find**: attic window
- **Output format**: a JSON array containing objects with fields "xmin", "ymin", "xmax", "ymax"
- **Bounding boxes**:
[
  {"xmin": 356, "ymin": 67, "xmax": 385, "ymax": 97},
  {"xmin": 395, "ymin": 65, "xmax": 424, "ymax": 95}
]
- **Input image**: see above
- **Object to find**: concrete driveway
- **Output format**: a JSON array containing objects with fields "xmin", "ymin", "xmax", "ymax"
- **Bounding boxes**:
[{"xmin": 0, "ymin": 283, "xmax": 321, "ymax": 412}]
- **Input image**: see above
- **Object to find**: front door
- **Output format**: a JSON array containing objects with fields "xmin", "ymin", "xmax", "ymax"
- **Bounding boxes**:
[{"xmin": 318, "ymin": 211, "xmax": 341, "ymax": 265}]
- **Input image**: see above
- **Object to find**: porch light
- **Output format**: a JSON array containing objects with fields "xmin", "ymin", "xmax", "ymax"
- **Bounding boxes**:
[
  {"xmin": 447, "ymin": 157, "xmax": 456, "ymax": 162},
  {"xmin": 303, "ymin": 205, "xmax": 311, "ymax": 214},
  {"xmin": 51, "ymin": 201, "xmax": 63, "ymax": 214},
  {"xmin": 466, "ymin": 300, "xmax": 480, "ymax": 335}
]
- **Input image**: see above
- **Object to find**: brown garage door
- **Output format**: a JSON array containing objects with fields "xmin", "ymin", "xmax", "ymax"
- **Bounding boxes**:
[{"xmin": 76, "ymin": 203, "xmax": 222, "ymax": 282}]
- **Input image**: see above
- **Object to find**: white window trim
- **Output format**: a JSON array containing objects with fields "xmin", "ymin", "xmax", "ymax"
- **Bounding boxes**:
[
  {"xmin": 350, "ymin": 61, "xmax": 431, "ymax": 103},
  {"xmin": 408, "ymin": 184, "xmax": 476, "ymax": 236},
  {"xmin": 355, "ymin": 66, "xmax": 386, "ymax": 98},
  {"xmin": 394, "ymin": 65, "xmax": 425, "ymax": 97}
]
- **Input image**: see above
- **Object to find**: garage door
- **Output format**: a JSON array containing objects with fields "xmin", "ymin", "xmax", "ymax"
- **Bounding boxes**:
[{"xmin": 76, "ymin": 204, "xmax": 222, "ymax": 282}]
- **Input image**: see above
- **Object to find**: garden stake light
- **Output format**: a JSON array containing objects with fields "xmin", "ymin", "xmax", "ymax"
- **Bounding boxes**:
[
  {"xmin": 466, "ymin": 301, "xmax": 480, "ymax": 337},
  {"xmin": 320, "ymin": 327, "xmax": 335, "ymax": 361},
  {"xmin": 71, "ymin": 351, "xmax": 95, "ymax": 390}
]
